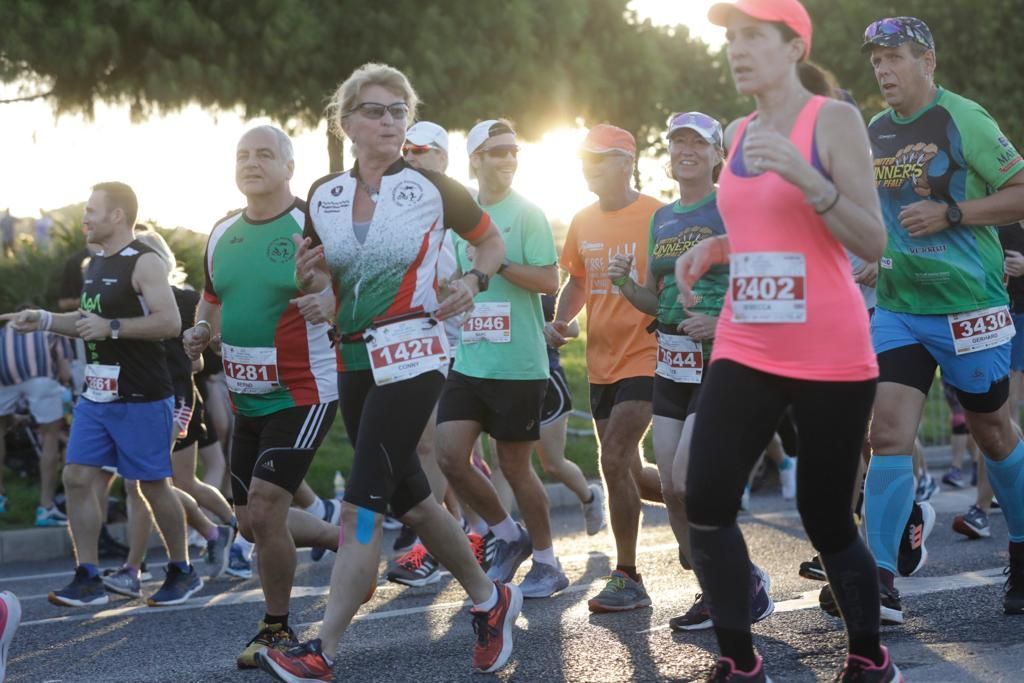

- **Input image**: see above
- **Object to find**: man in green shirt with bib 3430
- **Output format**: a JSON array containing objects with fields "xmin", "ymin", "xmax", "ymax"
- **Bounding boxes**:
[{"xmin": 862, "ymin": 17, "xmax": 1024, "ymax": 623}]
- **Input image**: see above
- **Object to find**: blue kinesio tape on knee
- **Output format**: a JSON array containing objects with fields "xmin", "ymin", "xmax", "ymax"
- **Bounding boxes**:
[{"xmin": 355, "ymin": 506, "xmax": 376, "ymax": 544}]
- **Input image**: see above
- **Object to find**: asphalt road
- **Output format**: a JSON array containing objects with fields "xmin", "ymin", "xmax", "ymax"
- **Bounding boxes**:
[{"xmin": 3, "ymin": 479, "xmax": 1024, "ymax": 682}]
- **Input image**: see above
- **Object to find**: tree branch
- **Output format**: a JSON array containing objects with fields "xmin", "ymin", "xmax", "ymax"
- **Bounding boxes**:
[{"xmin": 0, "ymin": 88, "xmax": 54, "ymax": 104}]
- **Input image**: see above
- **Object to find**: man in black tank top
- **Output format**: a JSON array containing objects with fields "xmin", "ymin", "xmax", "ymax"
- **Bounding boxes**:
[{"xmin": 1, "ymin": 182, "xmax": 203, "ymax": 608}]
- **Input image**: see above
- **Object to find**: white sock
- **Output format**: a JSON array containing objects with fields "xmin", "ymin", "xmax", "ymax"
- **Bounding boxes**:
[
  {"xmin": 470, "ymin": 518, "xmax": 489, "ymax": 536},
  {"xmin": 305, "ymin": 497, "xmax": 326, "ymax": 520},
  {"xmin": 473, "ymin": 584, "xmax": 499, "ymax": 612},
  {"xmin": 490, "ymin": 516, "xmax": 519, "ymax": 543},
  {"xmin": 532, "ymin": 546, "xmax": 557, "ymax": 567}
]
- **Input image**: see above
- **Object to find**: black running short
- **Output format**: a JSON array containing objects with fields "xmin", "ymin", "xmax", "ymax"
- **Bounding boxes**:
[
  {"xmin": 589, "ymin": 376, "xmax": 653, "ymax": 421},
  {"xmin": 229, "ymin": 401, "xmax": 337, "ymax": 505},
  {"xmin": 340, "ymin": 369, "xmax": 443, "ymax": 517},
  {"xmin": 437, "ymin": 371, "xmax": 547, "ymax": 442},
  {"xmin": 174, "ymin": 387, "xmax": 219, "ymax": 451},
  {"xmin": 652, "ymin": 375, "xmax": 701, "ymax": 422},
  {"xmin": 540, "ymin": 366, "xmax": 573, "ymax": 426}
]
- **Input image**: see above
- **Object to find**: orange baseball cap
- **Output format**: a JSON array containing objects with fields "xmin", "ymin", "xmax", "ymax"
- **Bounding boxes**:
[
  {"xmin": 580, "ymin": 124, "xmax": 636, "ymax": 156},
  {"xmin": 708, "ymin": 0, "xmax": 813, "ymax": 60}
]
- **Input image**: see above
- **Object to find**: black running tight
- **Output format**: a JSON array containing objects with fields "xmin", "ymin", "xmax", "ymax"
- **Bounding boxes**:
[{"xmin": 686, "ymin": 359, "xmax": 881, "ymax": 666}]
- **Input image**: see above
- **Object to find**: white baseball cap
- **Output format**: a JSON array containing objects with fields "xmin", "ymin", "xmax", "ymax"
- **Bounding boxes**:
[
  {"xmin": 466, "ymin": 119, "xmax": 517, "ymax": 155},
  {"xmin": 405, "ymin": 121, "xmax": 449, "ymax": 153}
]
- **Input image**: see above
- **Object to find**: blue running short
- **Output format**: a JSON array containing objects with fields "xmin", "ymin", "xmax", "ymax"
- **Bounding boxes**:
[
  {"xmin": 67, "ymin": 397, "xmax": 174, "ymax": 481},
  {"xmin": 1012, "ymin": 313, "xmax": 1024, "ymax": 372},
  {"xmin": 872, "ymin": 306, "xmax": 1011, "ymax": 394}
]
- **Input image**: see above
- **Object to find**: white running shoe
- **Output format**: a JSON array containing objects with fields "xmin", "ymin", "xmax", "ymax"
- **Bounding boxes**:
[{"xmin": 583, "ymin": 484, "xmax": 606, "ymax": 535}]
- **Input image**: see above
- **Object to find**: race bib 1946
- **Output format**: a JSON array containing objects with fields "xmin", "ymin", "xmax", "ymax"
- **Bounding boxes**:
[{"xmin": 461, "ymin": 302, "xmax": 511, "ymax": 344}]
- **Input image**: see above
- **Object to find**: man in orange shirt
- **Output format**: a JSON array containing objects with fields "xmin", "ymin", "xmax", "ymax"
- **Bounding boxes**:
[{"xmin": 549, "ymin": 124, "xmax": 664, "ymax": 612}]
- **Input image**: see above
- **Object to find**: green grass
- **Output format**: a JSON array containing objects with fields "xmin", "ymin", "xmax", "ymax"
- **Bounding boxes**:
[{"xmin": 0, "ymin": 475, "xmax": 41, "ymax": 529}]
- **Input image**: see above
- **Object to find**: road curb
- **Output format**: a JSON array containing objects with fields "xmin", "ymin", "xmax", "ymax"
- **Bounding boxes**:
[{"xmin": 0, "ymin": 445, "xmax": 957, "ymax": 564}]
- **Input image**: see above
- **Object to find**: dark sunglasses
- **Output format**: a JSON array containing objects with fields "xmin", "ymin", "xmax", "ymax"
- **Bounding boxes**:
[
  {"xmin": 481, "ymin": 146, "xmax": 518, "ymax": 159},
  {"xmin": 344, "ymin": 102, "xmax": 409, "ymax": 120}
]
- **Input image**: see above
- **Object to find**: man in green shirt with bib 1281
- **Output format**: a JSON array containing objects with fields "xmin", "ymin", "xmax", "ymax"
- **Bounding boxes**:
[{"xmin": 183, "ymin": 126, "xmax": 343, "ymax": 667}]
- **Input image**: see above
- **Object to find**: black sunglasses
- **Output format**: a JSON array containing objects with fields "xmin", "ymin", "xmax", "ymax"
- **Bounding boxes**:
[{"xmin": 344, "ymin": 102, "xmax": 409, "ymax": 120}]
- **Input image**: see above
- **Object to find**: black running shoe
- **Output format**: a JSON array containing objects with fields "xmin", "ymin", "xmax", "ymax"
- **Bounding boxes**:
[
  {"xmin": 1004, "ymin": 555, "xmax": 1024, "ymax": 615},
  {"xmin": 393, "ymin": 524, "xmax": 418, "ymax": 555},
  {"xmin": 879, "ymin": 583, "xmax": 903, "ymax": 625},
  {"xmin": 821, "ymin": 583, "xmax": 902, "ymax": 626},
  {"xmin": 799, "ymin": 555, "xmax": 827, "ymax": 581},
  {"xmin": 669, "ymin": 593, "xmax": 712, "ymax": 631},
  {"xmin": 818, "ymin": 584, "xmax": 839, "ymax": 617},
  {"xmin": 897, "ymin": 501, "xmax": 934, "ymax": 577},
  {"xmin": 98, "ymin": 525, "xmax": 129, "ymax": 560}
]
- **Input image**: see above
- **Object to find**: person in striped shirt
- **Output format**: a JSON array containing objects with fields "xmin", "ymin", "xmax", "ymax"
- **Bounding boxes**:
[{"xmin": 0, "ymin": 306, "xmax": 71, "ymax": 525}]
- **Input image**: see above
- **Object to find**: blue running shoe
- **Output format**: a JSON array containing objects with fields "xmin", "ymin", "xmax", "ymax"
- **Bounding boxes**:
[
  {"xmin": 205, "ymin": 525, "xmax": 233, "ymax": 580},
  {"xmin": 147, "ymin": 564, "xmax": 203, "ymax": 606},
  {"xmin": 227, "ymin": 543, "xmax": 253, "ymax": 579},
  {"xmin": 35, "ymin": 505, "xmax": 68, "ymax": 527},
  {"xmin": 914, "ymin": 472, "xmax": 937, "ymax": 503},
  {"xmin": 101, "ymin": 566, "xmax": 142, "ymax": 599},
  {"xmin": 48, "ymin": 567, "xmax": 109, "ymax": 607},
  {"xmin": 486, "ymin": 524, "xmax": 532, "ymax": 584},
  {"xmin": 750, "ymin": 564, "xmax": 774, "ymax": 624}
]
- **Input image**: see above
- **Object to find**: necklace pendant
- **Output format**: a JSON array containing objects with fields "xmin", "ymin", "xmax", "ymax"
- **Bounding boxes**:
[{"xmin": 370, "ymin": 192, "xmax": 379, "ymax": 202}]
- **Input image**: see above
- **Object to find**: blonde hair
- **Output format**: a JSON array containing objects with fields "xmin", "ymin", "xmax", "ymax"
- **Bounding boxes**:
[
  {"xmin": 134, "ymin": 228, "xmax": 187, "ymax": 286},
  {"xmin": 326, "ymin": 62, "xmax": 419, "ymax": 138}
]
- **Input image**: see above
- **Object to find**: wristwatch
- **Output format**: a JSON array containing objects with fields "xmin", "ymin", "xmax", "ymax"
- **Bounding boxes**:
[
  {"xmin": 497, "ymin": 257, "xmax": 511, "ymax": 274},
  {"xmin": 109, "ymin": 319, "xmax": 121, "ymax": 340},
  {"xmin": 466, "ymin": 269, "xmax": 490, "ymax": 293},
  {"xmin": 946, "ymin": 203, "xmax": 963, "ymax": 227}
]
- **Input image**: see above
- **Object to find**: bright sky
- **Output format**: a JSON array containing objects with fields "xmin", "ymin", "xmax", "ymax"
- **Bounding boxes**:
[{"xmin": 0, "ymin": 2, "xmax": 726, "ymax": 233}]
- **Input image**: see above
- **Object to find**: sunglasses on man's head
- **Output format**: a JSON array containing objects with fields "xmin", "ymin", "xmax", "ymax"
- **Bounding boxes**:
[
  {"xmin": 344, "ymin": 102, "xmax": 409, "ymax": 120},
  {"xmin": 863, "ymin": 18, "xmax": 932, "ymax": 49}
]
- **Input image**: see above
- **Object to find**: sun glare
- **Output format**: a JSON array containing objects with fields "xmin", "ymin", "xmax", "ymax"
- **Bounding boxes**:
[{"xmin": 2, "ymin": 3, "xmax": 722, "ymax": 234}]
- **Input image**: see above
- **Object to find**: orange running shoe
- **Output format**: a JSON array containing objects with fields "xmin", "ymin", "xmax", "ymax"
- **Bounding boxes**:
[
  {"xmin": 257, "ymin": 638, "xmax": 332, "ymax": 682},
  {"xmin": 469, "ymin": 581, "xmax": 522, "ymax": 673}
]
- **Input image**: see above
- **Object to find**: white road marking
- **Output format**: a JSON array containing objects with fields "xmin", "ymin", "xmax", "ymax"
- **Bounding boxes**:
[
  {"xmin": 19, "ymin": 564, "xmax": 1009, "ymax": 630},
  {"xmin": 637, "ymin": 566, "xmax": 1008, "ymax": 634}
]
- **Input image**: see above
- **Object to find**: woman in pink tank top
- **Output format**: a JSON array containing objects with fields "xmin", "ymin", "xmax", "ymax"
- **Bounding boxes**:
[{"xmin": 671, "ymin": 2, "xmax": 901, "ymax": 683}]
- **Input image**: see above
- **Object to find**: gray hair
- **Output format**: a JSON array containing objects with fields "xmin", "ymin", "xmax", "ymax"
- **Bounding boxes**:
[{"xmin": 243, "ymin": 125, "xmax": 294, "ymax": 162}]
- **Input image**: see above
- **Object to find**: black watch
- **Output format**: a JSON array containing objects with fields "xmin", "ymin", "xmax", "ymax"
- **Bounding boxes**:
[
  {"xmin": 497, "ymin": 257, "xmax": 510, "ymax": 274},
  {"xmin": 109, "ymin": 319, "xmax": 121, "ymax": 340},
  {"xmin": 946, "ymin": 203, "xmax": 963, "ymax": 227},
  {"xmin": 466, "ymin": 268, "xmax": 489, "ymax": 293}
]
